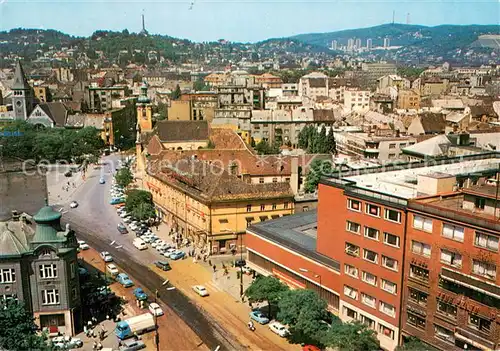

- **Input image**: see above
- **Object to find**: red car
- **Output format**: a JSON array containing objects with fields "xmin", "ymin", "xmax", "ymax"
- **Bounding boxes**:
[{"xmin": 302, "ymin": 346, "xmax": 321, "ymax": 351}]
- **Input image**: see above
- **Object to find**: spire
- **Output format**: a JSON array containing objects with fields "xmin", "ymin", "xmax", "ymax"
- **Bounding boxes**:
[
  {"xmin": 139, "ymin": 11, "xmax": 148, "ymax": 36},
  {"xmin": 138, "ymin": 81, "xmax": 150, "ymax": 103},
  {"xmin": 12, "ymin": 61, "xmax": 30, "ymax": 90}
]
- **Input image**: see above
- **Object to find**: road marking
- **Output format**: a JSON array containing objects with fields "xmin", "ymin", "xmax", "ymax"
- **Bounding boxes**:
[{"xmin": 205, "ymin": 281, "xmax": 223, "ymax": 293}]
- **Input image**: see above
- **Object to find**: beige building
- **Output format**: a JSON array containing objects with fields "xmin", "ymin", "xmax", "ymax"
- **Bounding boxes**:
[
  {"xmin": 343, "ymin": 89, "xmax": 371, "ymax": 111},
  {"xmin": 167, "ymin": 100, "xmax": 191, "ymax": 120},
  {"xmin": 148, "ymin": 120, "xmax": 210, "ymax": 151},
  {"xmin": 397, "ymin": 89, "xmax": 421, "ymax": 110}
]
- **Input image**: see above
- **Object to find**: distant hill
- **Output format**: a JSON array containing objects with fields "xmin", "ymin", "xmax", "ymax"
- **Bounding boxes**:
[{"xmin": 291, "ymin": 23, "xmax": 500, "ymax": 50}]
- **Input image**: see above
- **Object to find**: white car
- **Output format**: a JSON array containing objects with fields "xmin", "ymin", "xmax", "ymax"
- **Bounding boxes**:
[
  {"xmin": 151, "ymin": 240, "xmax": 164, "ymax": 248},
  {"xmin": 163, "ymin": 248, "xmax": 176, "ymax": 257},
  {"xmin": 129, "ymin": 223, "xmax": 138, "ymax": 231},
  {"xmin": 69, "ymin": 201, "xmax": 78, "ymax": 208},
  {"xmin": 106, "ymin": 264, "xmax": 119, "ymax": 277},
  {"xmin": 100, "ymin": 251, "xmax": 113, "ymax": 262},
  {"xmin": 148, "ymin": 302, "xmax": 164, "ymax": 316},
  {"xmin": 120, "ymin": 211, "xmax": 129, "ymax": 218},
  {"xmin": 77, "ymin": 240, "xmax": 89, "ymax": 250},
  {"xmin": 52, "ymin": 336, "xmax": 83, "ymax": 348},
  {"xmin": 269, "ymin": 321, "xmax": 289, "ymax": 337},
  {"xmin": 192, "ymin": 285, "xmax": 209, "ymax": 297}
]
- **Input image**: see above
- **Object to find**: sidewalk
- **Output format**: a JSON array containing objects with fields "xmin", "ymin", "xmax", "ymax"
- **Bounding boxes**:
[{"xmin": 47, "ymin": 164, "xmax": 87, "ymax": 206}]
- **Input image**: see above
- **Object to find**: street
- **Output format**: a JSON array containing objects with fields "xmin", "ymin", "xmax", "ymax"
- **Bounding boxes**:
[{"xmin": 56, "ymin": 154, "xmax": 295, "ymax": 351}]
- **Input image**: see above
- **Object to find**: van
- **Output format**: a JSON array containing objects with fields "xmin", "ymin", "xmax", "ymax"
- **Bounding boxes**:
[{"xmin": 133, "ymin": 238, "xmax": 147, "ymax": 250}]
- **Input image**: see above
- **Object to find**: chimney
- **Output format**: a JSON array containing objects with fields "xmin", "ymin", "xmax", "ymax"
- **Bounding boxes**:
[{"xmin": 11, "ymin": 210, "xmax": 20, "ymax": 222}]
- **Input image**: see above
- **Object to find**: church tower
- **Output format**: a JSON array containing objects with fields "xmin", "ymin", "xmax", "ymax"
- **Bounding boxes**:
[
  {"xmin": 137, "ymin": 81, "xmax": 152, "ymax": 132},
  {"xmin": 12, "ymin": 61, "xmax": 34, "ymax": 120}
]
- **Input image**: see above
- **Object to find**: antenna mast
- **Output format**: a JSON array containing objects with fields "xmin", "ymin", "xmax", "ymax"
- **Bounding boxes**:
[{"xmin": 392, "ymin": 10, "xmax": 395, "ymax": 25}]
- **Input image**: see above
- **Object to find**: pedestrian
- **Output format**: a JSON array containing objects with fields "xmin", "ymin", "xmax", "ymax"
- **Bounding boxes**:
[
  {"xmin": 203, "ymin": 255, "xmax": 207, "ymax": 262},
  {"xmin": 213, "ymin": 264, "xmax": 216, "ymax": 273},
  {"xmin": 208, "ymin": 259, "xmax": 212, "ymax": 266},
  {"xmin": 92, "ymin": 341, "xmax": 97, "ymax": 350}
]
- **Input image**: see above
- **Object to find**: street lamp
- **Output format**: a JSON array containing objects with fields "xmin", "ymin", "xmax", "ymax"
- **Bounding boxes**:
[
  {"xmin": 299, "ymin": 268, "xmax": 322, "ymax": 298},
  {"xmin": 152, "ymin": 284, "xmax": 176, "ymax": 351}
]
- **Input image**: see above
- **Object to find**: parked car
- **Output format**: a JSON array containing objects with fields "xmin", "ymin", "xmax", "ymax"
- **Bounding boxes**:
[
  {"xmin": 163, "ymin": 248, "xmax": 176, "ymax": 257},
  {"xmin": 116, "ymin": 273, "xmax": 134, "ymax": 287},
  {"xmin": 77, "ymin": 240, "xmax": 89, "ymax": 250},
  {"xmin": 249, "ymin": 310, "xmax": 269, "ymax": 324},
  {"xmin": 154, "ymin": 261, "xmax": 171, "ymax": 271},
  {"xmin": 110, "ymin": 198, "xmax": 125, "ymax": 205},
  {"xmin": 70, "ymin": 201, "xmax": 79, "ymax": 208},
  {"xmin": 235, "ymin": 259, "xmax": 246, "ymax": 267},
  {"xmin": 99, "ymin": 177, "xmax": 106, "ymax": 184},
  {"xmin": 117, "ymin": 223, "xmax": 128, "ymax": 234},
  {"xmin": 119, "ymin": 339, "xmax": 146, "ymax": 351},
  {"xmin": 192, "ymin": 285, "xmax": 209, "ymax": 297},
  {"xmin": 52, "ymin": 336, "xmax": 83, "ymax": 349},
  {"xmin": 78, "ymin": 267, "xmax": 89, "ymax": 277},
  {"xmin": 120, "ymin": 211, "xmax": 129, "ymax": 218},
  {"xmin": 269, "ymin": 321, "xmax": 289, "ymax": 337},
  {"xmin": 129, "ymin": 223, "xmax": 138, "ymax": 231},
  {"xmin": 133, "ymin": 287, "xmax": 148, "ymax": 301},
  {"xmin": 100, "ymin": 251, "xmax": 113, "ymax": 262},
  {"xmin": 106, "ymin": 264, "xmax": 119, "ymax": 277},
  {"xmin": 169, "ymin": 250, "xmax": 185, "ymax": 260},
  {"xmin": 123, "ymin": 216, "xmax": 132, "ymax": 223},
  {"xmin": 151, "ymin": 240, "xmax": 163, "ymax": 248},
  {"xmin": 148, "ymin": 302, "xmax": 164, "ymax": 317}
]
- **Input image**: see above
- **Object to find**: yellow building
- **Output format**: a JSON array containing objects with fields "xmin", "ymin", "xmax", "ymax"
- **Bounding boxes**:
[
  {"xmin": 167, "ymin": 100, "xmax": 191, "ymax": 120},
  {"xmin": 143, "ymin": 158, "xmax": 294, "ymax": 254},
  {"xmin": 397, "ymin": 89, "xmax": 421, "ymax": 110},
  {"xmin": 33, "ymin": 86, "xmax": 50, "ymax": 103},
  {"xmin": 137, "ymin": 82, "xmax": 153, "ymax": 132}
]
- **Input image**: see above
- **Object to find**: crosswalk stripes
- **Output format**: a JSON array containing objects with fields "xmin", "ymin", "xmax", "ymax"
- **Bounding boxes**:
[{"xmin": 205, "ymin": 281, "xmax": 224, "ymax": 293}]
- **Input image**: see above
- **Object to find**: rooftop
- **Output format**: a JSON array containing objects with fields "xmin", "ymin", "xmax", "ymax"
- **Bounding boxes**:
[
  {"xmin": 247, "ymin": 210, "xmax": 340, "ymax": 271},
  {"xmin": 332, "ymin": 157, "xmax": 500, "ymax": 200}
]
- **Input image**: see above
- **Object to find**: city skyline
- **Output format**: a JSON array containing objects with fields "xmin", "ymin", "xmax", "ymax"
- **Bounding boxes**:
[{"xmin": 0, "ymin": 0, "xmax": 498, "ymax": 42}]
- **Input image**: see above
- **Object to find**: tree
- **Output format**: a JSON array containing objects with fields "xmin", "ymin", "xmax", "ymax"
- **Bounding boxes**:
[
  {"xmin": 250, "ymin": 137, "xmax": 256, "ymax": 148},
  {"xmin": 125, "ymin": 189, "xmax": 156, "ymax": 221},
  {"xmin": 0, "ymin": 299, "xmax": 49, "ymax": 350},
  {"xmin": 255, "ymin": 139, "xmax": 280, "ymax": 155},
  {"xmin": 115, "ymin": 167, "xmax": 134, "ymax": 188},
  {"xmin": 193, "ymin": 80, "xmax": 210, "ymax": 91},
  {"xmin": 326, "ymin": 129, "xmax": 337, "ymax": 154},
  {"xmin": 396, "ymin": 337, "xmax": 439, "ymax": 351},
  {"xmin": 277, "ymin": 289, "xmax": 329, "ymax": 347},
  {"xmin": 323, "ymin": 321, "xmax": 380, "ymax": 351},
  {"xmin": 315, "ymin": 125, "xmax": 327, "ymax": 153},
  {"xmin": 304, "ymin": 159, "xmax": 334, "ymax": 193},
  {"xmin": 171, "ymin": 84, "xmax": 182, "ymax": 100},
  {"xmin": 244, "ymin": 276, "xmax": 289, "ymax": 317}
]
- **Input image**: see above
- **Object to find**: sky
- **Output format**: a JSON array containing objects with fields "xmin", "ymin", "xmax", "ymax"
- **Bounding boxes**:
[{"xmin": 0, "ymin": 0, "xmax": 498, "ymax": 42}]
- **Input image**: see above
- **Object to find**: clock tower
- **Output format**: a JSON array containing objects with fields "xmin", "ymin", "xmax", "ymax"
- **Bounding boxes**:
[
  {"xmin": 12, "ymin": 61, "xmax": 34, "ymax": 120},
  {"xmin": 136, "ymin": 81, "xmax": 152, "ymax": 132}
]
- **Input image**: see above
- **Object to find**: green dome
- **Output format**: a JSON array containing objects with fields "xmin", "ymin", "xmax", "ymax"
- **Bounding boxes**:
[{"xmin": 33, "ymin": 206, "xmax": 62, "ymax": 223}]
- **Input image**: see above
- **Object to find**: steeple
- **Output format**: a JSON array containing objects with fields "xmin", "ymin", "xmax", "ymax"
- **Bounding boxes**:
[
  {"xmin": 12, "ymin": 61, "xmax": 30, "ymax": 91},
  {"xmin": 138, "ymin": 81, "xmax": 151, "ymax": 104}
]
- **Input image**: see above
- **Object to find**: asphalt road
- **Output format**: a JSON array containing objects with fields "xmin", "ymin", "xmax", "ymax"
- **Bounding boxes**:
[{"xmin": 58, "ymin": 155, "xmax": 244, "ymax": 351}]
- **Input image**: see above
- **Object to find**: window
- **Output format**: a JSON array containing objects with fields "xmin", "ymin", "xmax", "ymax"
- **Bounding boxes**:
[
  {"xmin": 382, "ymin": 256, "xmax": 398, "ymax": 271},
  {"xmin": 440, "ymin": 249, "xmax": 462, "ymax": 268},
  {"xmin": 362, "ymin": 271, "xmax": 377, "ymax": 286},
  {"xmin": 218, "ymin": 219, "xmax": 228, "ymax": 224},
  {"xmin": 474, "ymin": 232, "xmax": 499, "ymax": 252},
  {"xmin": 348, "ymin": 199, "xmax": 361, "ymax": 212},
  {"xmin": 409, "ymin": 264, "xmax": 429, "ymax": 282},
  {"xmin": 42, "ymin": 289, "xmax": 60, "ymax": 305},
  {"xmin": 469, "ymin": 314, "xmax": 491, "ymax": 332},
  {"xmin": 472, "ymin": 260, "xmax": 496, "ymax": 280},
  {"xmin": 260, "ymin": 204, "xmax": 265, "ymax": 211},
  {"xmin": 413, "ymin": 215, "xmax": 433, "ymax": 232},
  {"xmin": 407, "ymin": 312, "xmax": 426, "ymax": 330},
  {"xmin": 259, "ymin": 178, "xmax": 264, "ymax": 184},
  {"xmin": 389, "ymin": 143, "xmax": 396, "ymax": 149},
  {"xmin": 343, "ymin": 306, "xmax": 357, "ymax": 319},
  {"xmin": 475, "ymin": 197, "xmax": 486, "ymax": 209},
  {"xmin": 434, "ymin": 325, "xmax": 455, "ymax": 343},
  {"xmin": 344, "ymin": 264, "xmax": 358, "ymax": 278},
  {"xmin": 284, "ymin": 202, "xmax": 289, "ymax": 209},
  {"xmin": 364, "ymin": 227, "xmax": 379, "ymax": 240},
  {"xmin": 437, "ymin": 300, "xmax": 457, "ymax": 318},
  {"xmin": 246, "ymin": 205, "xmax": 252, "ymax": 212},
  {"xmin": 365, "ymin": 204, "xmax": 380, "ymax": 217},
  {"xmin": 381, "ymin": 279, "xmax": 397, "ymax": 294},
  {"xmin": 378, "ymin": 324, "xmax": 395, "ymax": 339},
  {"xmin": 383, "ymin": 233, "xmax": 400, "ymax": 247},
  {"xmin": 442, "ymin": 224, "xmax": 465, "ymax": 243},
  {"xmin": 344, "ymin": 285, "xmax": 358, "ymax": 300},
  {"xmin": 72, "ymin": 287, "xmax": 78, "ymax": 300},
  {"xmin": 360, "ymin": 314, "xmax": 375, "ymax": 330},
  {"xmin": 0, "ymin": 269, "xmax": 15, "ymax": 283},
  {"xmin": 346, "ymin": 221, "xmax": 360, "ymax": 234},
  {"xmin": 272, "ymin": 178, "xmax": 278, "ymax": 183},
  {"xmin": 379, "ymin": 301, "xmax": 396, "ymax": 317},
  {"xmin": 39, "ymin": 264, "xmax": 57, "ymax": 279},
  {"xmin": 409, "ymin": 287, "xmax": 428, "ymax": 305},
  {"xmin": 411, "ymin": 241, "xmax": 431, "ymax": 257},
  {"xmin": 345, "ymin": 243, "xmax": 359, "ymax": 257},
  {"xmin": 361, "ymin": 293, "xmax": 376, "ymax": 308},
  {"xmin": 384, "ymin": 209, "xmax": 401, "ymax": 223},
  {"xmin": 272, "ymin": 203, "xmax": 277, "ymax": 210},
  {"xmin": 70, "ymin": 262, "xmax": 76, "ymax": 279},
  {"xmin": 363, "ymin": 249, "xmax": 378, "ymax": 263}
]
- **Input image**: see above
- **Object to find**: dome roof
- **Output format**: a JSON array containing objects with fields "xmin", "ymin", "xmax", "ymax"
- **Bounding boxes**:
[{"xmin": 33, "ymin": 206, "xmax": 61, "ymax": 223}]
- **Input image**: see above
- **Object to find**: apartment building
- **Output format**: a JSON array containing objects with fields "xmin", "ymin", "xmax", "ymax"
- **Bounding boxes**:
[
  {"xmin": 397, "ymin": 89, "xmax": 421, "ymax": 110},
  {"xmin": 403, "ymin": 181, "xmax": 500, "ymax": 350},
  {"xmin": 0, "ymin": 207, "xmax": 81, "ymax": 336},
  {"xmin": 344, "ymin": 89, "xmax": 371, "ymax": 111},
  {"xmin": 245, "ymin": 152, "xmax": 500, "ymax": 351},
  {"xmin": 86, "ymin": 86, "xmax": 128, "ymax": 112}
]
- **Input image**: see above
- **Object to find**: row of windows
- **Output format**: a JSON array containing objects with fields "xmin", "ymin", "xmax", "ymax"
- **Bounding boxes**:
[
  {"xmin": 343, "ymin": 285, "xmax": 396, "ymax": 317},
  {"xmin": 0, "ymin": 263, "xmax": 77, "ymax": 283},
  {"xmin": 410, "ymin": 240, "xmax": 497, "ymax": 280},
  {"xmin": 348, "ymin": 199, "xmax": 402, "ymax": 223},
  {"xmin": 413, "ymin": 216, "xmax": 499, "ymax": 252},
  {"xmin": 246, "ymin": 203, "xmax": 289, "ymax": 212},
  {"xmin": 342, "ymin": 306, "xmax": 395, "ymax": 340},
  {"xmin": 346, "ymin": 221, "xmax": 400, "ymax": 248},
  {"xmin": 345, "ymin": 243, "xmax": 399, "ymax": 271},
  {"xmin": 344, "ymin": 264, "xmax": 397, "ymax": 294}
]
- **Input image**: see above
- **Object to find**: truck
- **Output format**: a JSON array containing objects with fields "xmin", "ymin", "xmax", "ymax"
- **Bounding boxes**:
[{"xmin": 115, "ymin": 313, "xmax": 156, "ymax": 340}]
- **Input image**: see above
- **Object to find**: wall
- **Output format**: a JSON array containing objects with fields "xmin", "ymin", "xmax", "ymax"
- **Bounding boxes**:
[
  {"xmin": 162, "ymin": 140, "xmax": 208, "ymax": 151},
  {"xmin": 168, "ymin": 101, "xmax": 191, "ymax": 121}
]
